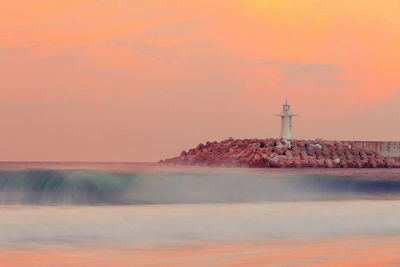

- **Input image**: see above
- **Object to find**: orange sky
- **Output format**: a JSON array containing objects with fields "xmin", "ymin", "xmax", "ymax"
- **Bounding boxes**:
[{"xmin": 0, "ymin": 0, "xmax": 399, "ymax": 161}]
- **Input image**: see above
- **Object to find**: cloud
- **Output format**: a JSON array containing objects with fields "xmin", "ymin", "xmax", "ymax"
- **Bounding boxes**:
[
  {"xmin": 136, "ymin": 20, "xmax": 201, "ymax": 41},
  {"xmin": 0, "ymin": 102, "xmax": 41, "ymax": 112},
  {"xmin": 255, "ymin": 61, "xmax": 352, "ymax": 87}
]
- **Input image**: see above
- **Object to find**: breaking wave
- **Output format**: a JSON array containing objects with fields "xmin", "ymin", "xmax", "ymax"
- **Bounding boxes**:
[{"xmin": 0, "ymin": 169, "xmax": 400, "ymax": 205}]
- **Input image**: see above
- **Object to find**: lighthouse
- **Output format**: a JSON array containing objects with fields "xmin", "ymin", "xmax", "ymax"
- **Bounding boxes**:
[{"xmin": 276, "ymin": 100, "xmax": 297, "ymax": 139}]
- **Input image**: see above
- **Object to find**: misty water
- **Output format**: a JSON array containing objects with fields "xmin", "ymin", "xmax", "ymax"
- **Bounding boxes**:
[{"xmin": 1, "ymin": 163, "xmax": 400, "ymax": 265}]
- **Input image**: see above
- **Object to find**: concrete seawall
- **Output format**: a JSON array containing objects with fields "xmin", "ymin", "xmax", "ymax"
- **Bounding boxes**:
[{"xmin": 347, "ymin": 141, "xmax": 400, "ymax": 161}]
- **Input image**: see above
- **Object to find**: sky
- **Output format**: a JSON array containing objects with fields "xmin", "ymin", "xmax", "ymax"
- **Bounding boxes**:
[{"xmin": 0, "ymin": 0, "xmax": 399, "ymax": 161}]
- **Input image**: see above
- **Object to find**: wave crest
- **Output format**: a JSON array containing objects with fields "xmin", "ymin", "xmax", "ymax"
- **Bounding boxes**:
[{"xmin": 0, "ymin": 169, "xmax": 400, "ymax": 205}]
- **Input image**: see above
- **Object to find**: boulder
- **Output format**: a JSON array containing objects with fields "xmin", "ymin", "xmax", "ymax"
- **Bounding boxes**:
[
  {"xmin": 299, "ymin": 159, "xmax": 310, "ymax": 167},
  {"xmin": 160, "ymin": 138, "xmax": 399, "ymax": 168},
  {"xmin": 274, "ymin": 148, "xmax": 285, "ymax": 155},
  {"xmin": 268, "ymin": 158, "xmax": 280, "ymax": 168},
  {"xmin": 369, "ymin": 159, "xmax": 377, "ymax": 168},
  {"xmin": 376, "ymin": 159, "xmax": 386, "ymax": 168},
  {"xmin": 277, "ymin": 159, "xmax": 287, "ymax": 168},
  {"xmin": 283, "ymin": 159, "xmax": 295, "ymax": 167},
  {"xmin": 354, "ymin": 160, "xmax": 363, "ymax": 168},
  {"xmin": 285, "ymin": 150, "xmax": 292, "ymax": 158},
  {"xmin": 346, "ymin": 161, "xmax": 355, "ymax": 168},
  {"xmin": 249, "ymin": 157, "xmax": 265, "ymax": 168},
  {"xmin": 275, "ymin": 140, "xmax": 284, "ymax": 148},
  {"xmin": 309, "ymin": 158, "xmax": 317, "ymax": 168},
  {"xmin": 314, "ymin": 159, "xmax": 323, "ymax": 168},
  {"xmin": 324, "ymin": 159, "xmax": 333, "ymax": 168},
  {"xmin": 339, "ymin": 160, "xmax": 348, "ymax": 168},
  {"xmin": 294, "ymin": 159, "xmax": 302, "ymax": 168}
]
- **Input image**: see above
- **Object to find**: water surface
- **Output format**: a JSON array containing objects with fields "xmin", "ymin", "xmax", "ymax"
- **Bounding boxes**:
[{"xmin": 0, "ymin": 162, "xmax": 399, "ymax": 266}]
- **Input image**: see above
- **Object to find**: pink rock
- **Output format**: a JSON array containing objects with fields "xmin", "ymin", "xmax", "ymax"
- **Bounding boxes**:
[
  {"xmin": 339, "ymin": 160, "xmax": 348, "ymax": 168},
  {"xmin": 294, "ymin": 159, "xmax": 302, "ymax": 168},
  {"xmin": 160, "ymin": 138, "xmax": 398, "ymax": 169},
  {"xmin": 277, "ymin": 159, "xmax": 286, "ymax": 168},
  {"xmin": 376, "ymin": 159, "xmax": 385, "ymax": 168},
  {"xmin": 353, "ymin": 160, "xmax": 362, "ymax": 168},
  {"xmin": 346, "ymin": 161, "xmax": 355, "ymax": 168},
  {"xmin": 274, "ymin": 148, "xmax": 284, "ymax": 155},
  {"xmin": 309, "ymin": 159, "xmax": 317, "ymax": 168},
  {"xmin": 383, "ymin": 159, "xmax": 395, "ymax": 168},
  {"xmin": 275, "ymin": 140, "xmax": 283, "ymax": 148},
  {"xmin": 297, "ymin": 141, "xmax": 306, "ymax": 148},
  {"xmin": 306, "ymin": 151, "xmax": 316, "ymax": 157},
  {"xmin": 292, "ymin": 150, "xmax": 300, "ymax": 157},
  {"xmin": 300, "ymin": 159, "xmax": 310, "ymax": 167},
  {"xmin": 369, "ymin": 159, "xmax": 377, "ymax": 168},
  {"xmin": 245, "ymin": 150, "xmax": 253, "ymax": 157},
  {"xmin": 321, "ymin": 151, "xmax": 330, "ymax": 157},
  {"xmin": 300, "ymin": 151, "xmax": 308, "ymax": 159},
  {"xmin": 284, "ymin": 159, "xmax": 295, "ymax": 167},
  {"xmin": 268, "ymin": 159, "xmax": 280, "ymax": 168},
  {"xmin": 361, "ymin": 160, "xmax": 370, "ymax": 168},
  {"xmin": 285, "ymin": 151, "xmax": 293, "ymax": 158},
  {"xmin": 269, "ymin": 152, "xmax": 279, "ymax": 158},
  {"xmin": 324, "ymin": 159, "xmax": 333, "ymax": 168}
]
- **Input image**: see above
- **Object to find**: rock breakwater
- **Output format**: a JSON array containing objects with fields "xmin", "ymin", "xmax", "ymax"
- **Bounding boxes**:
[{"xmin": 159, "ymin": 138, "xmax": 400, "ymax": 168}]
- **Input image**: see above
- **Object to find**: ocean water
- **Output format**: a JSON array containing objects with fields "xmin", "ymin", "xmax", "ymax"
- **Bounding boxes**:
[{"xmin": 0, "ymin": 162, "xmax": 400, "ymax": 266}]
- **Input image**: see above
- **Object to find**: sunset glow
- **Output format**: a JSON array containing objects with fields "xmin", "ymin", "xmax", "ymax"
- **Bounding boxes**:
[{"xmin": 1, "ymin": 0, "xmax": 399, "ymax": 161}]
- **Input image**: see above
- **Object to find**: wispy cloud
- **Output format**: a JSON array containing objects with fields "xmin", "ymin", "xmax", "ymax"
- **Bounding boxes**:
[
  {"xmin": 254, "ymin": 61, "xmax": 353, "ymax": 87},
  {"xmin": 136, "ymin": 20, "xmax": 201, "ymax": 41}
]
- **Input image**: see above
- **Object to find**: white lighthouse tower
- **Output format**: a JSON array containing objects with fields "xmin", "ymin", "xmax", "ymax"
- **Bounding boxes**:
[{"xmin": 276, "ymin": 100, "xmax": 297, "ymax": 139}]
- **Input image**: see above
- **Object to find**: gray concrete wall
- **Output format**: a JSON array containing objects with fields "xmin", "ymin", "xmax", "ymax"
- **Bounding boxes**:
[{"xmin": 346, "ymin": 141, "xmax": 400, "ymax": 159}]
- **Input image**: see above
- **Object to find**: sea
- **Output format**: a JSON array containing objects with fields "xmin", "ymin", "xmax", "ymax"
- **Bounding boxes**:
[{"xmin": 0, "ymin": 162, "xmax": 400, "ymax": 266}]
